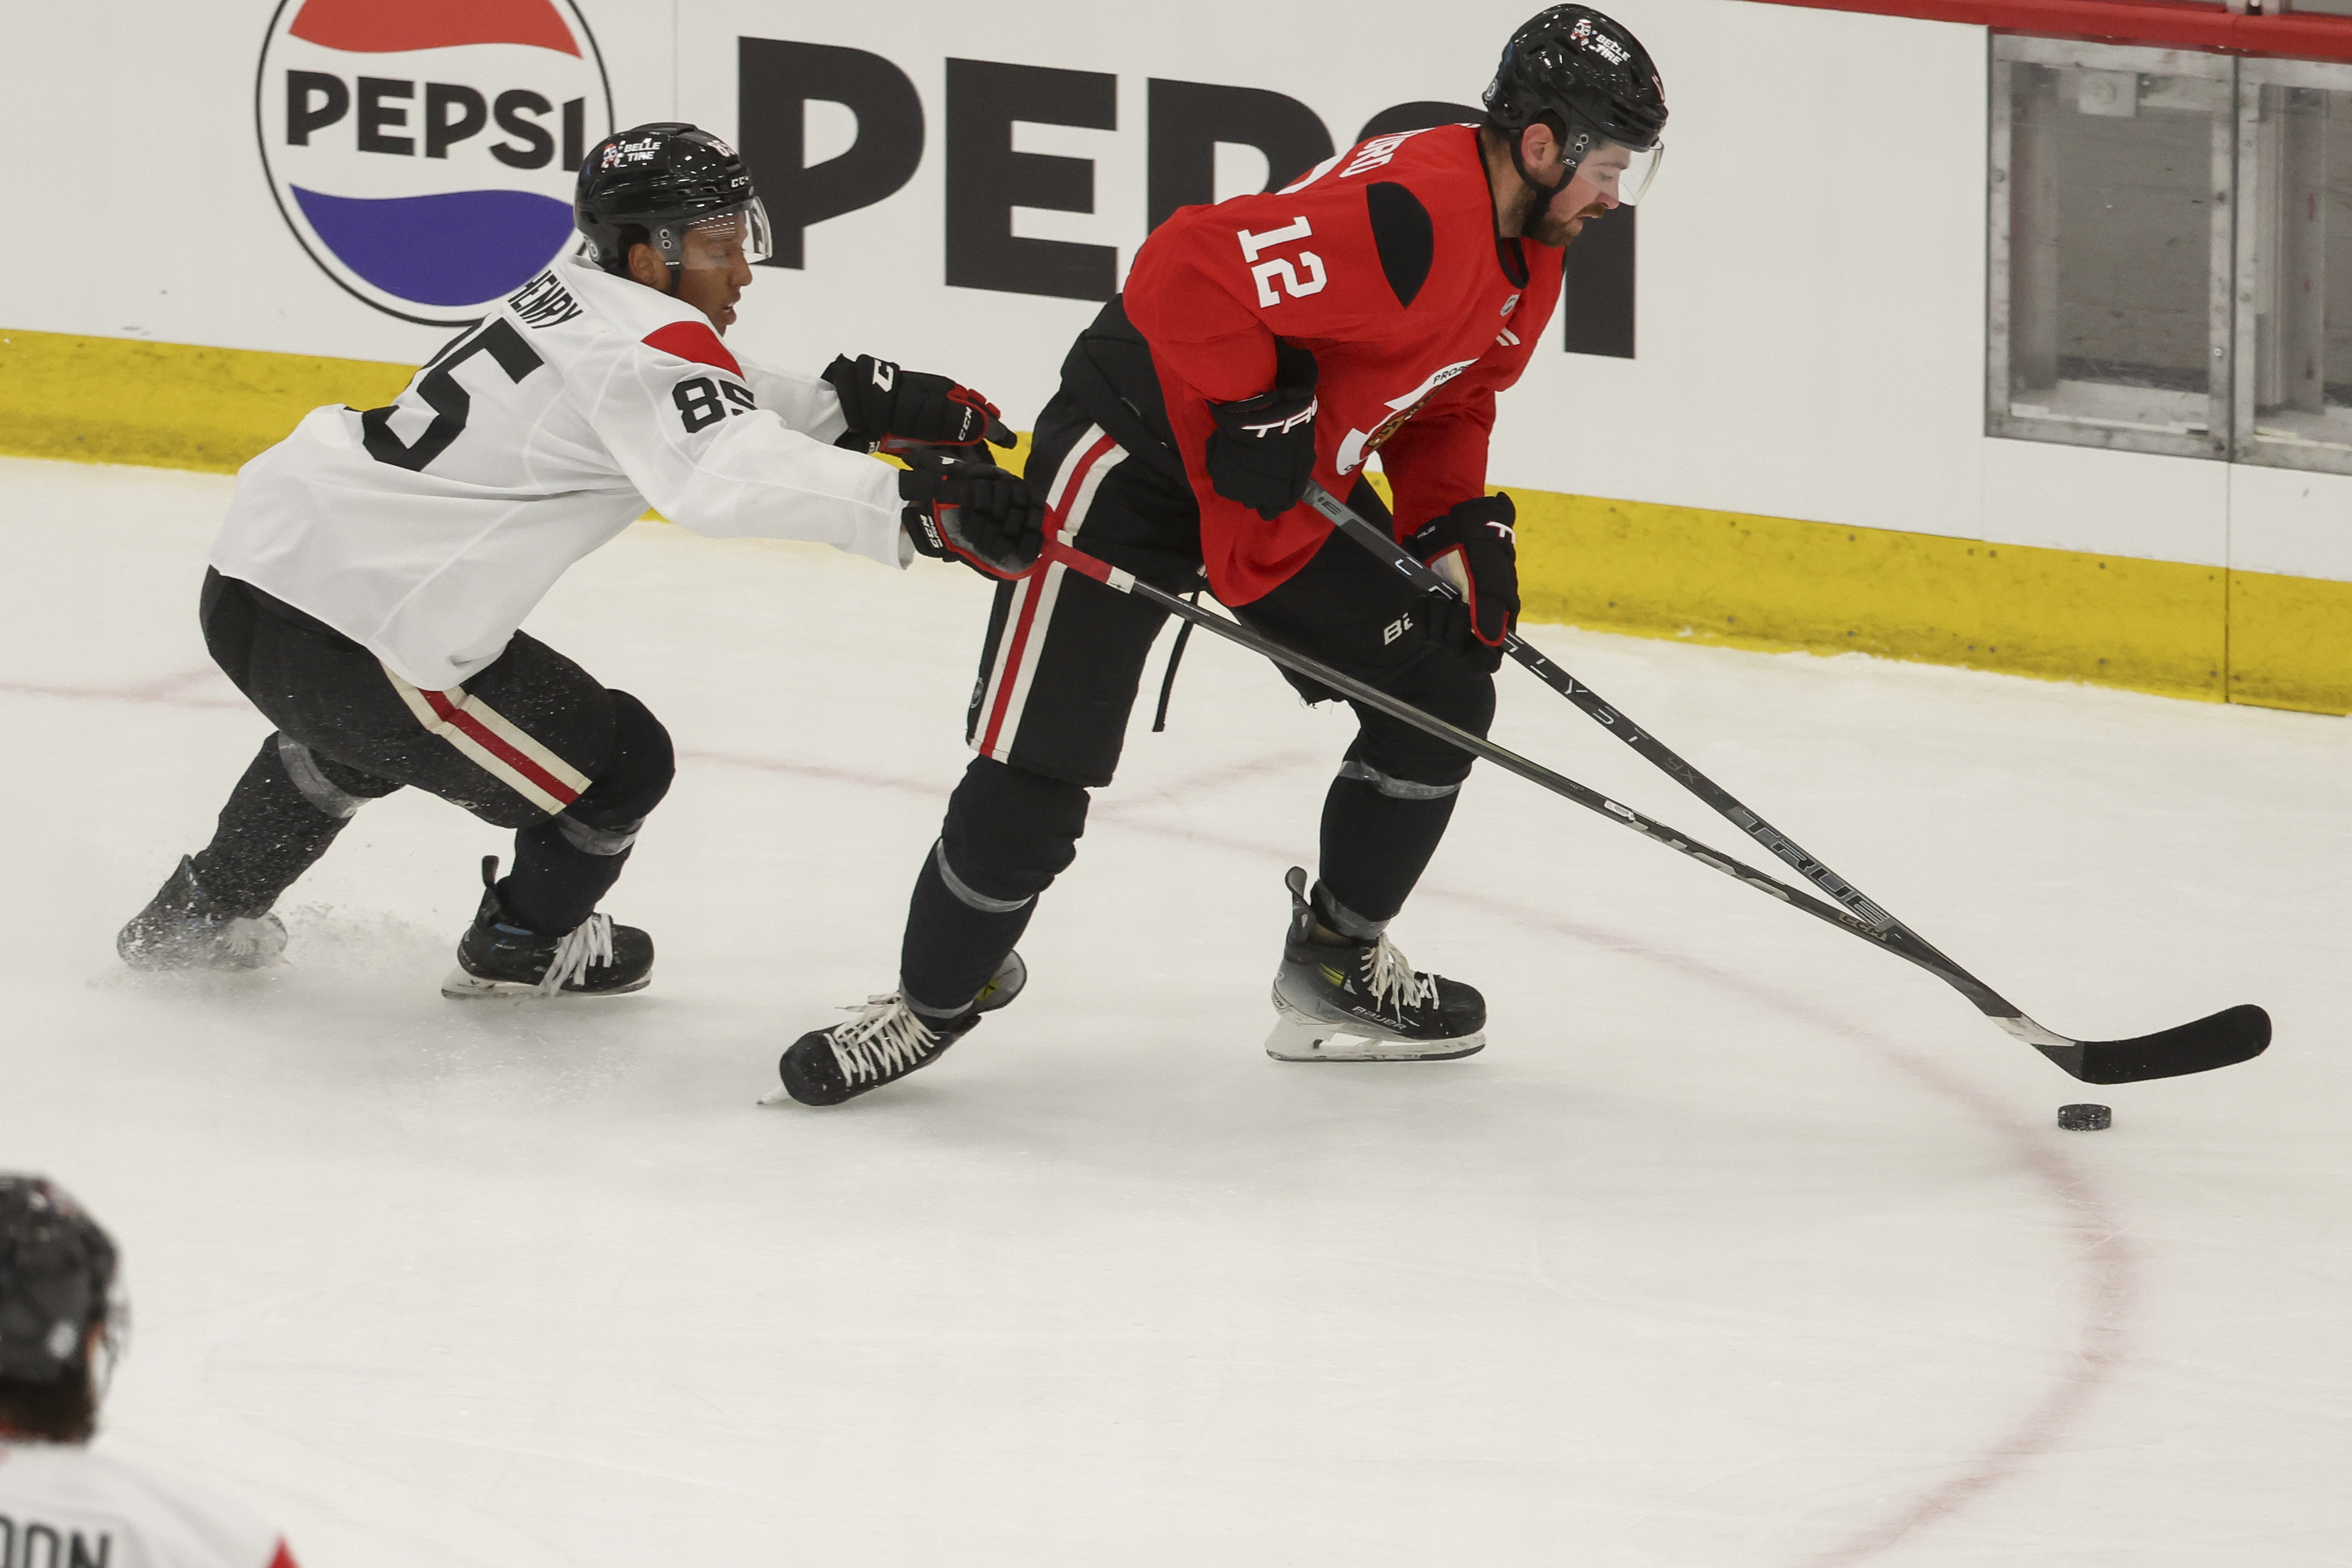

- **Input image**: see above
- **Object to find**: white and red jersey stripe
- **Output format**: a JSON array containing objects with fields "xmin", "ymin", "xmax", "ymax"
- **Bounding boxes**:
[
  {"xmin": 971, "ymin": 428, "xmax": 1131, "ymax": 764},
  {"xmin": 383, "ymin": 670, "xmax": 592, "ymax": 816}
]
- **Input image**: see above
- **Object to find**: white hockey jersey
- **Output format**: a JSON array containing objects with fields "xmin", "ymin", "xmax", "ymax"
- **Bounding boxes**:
[
  {"xmin": 0, "ymin": 1440, "xmax": 294, "ymax": 1568},
  {"xmin": 211, "ymin": 256, "xmax": 906, "ymax": 691}
]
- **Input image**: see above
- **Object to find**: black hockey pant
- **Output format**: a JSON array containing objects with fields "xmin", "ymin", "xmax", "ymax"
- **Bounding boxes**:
[
  {"xmin": 187, "ymin": 569, "xmax": 674, "ymax": 934},
  {"xmin": 898, "ymin": 405, "xmax": 1495, "ymax": 1015}
]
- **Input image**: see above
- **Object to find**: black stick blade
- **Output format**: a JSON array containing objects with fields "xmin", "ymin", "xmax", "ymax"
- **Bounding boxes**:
[{"xmin": 2034, "ymin": 1003, "xmax": 2272, "ymax": 1084}]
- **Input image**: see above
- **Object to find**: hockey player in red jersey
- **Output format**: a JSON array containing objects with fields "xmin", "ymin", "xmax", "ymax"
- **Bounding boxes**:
[
  {"xmin": 776, "ymin": 7, "xmax": 1667, "ymax": 1103},
  {"xmin": 0, "ymin": 1176, "xmax": 301, "ymax": 1568},
  {"xmin": 117, "ymin": 123, "xmax": 1044, "ymax": 999}
]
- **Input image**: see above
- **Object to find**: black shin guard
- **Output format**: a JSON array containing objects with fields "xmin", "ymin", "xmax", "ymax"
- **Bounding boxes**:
[
  {"xmin": 899, "ymin": 758, "xmax": 1089, "ymax": 1014},
  {"xmin": 187, "ymin": 735, "xmax": 392, "ymax": 916},
  {"xmin": 899, "ymin": 847, "xmax": 1039, "ymax": 1017},
  {"xmin": 499, "ymin": 821, "xmax": 634, "ymax": 936},
  {"xmin": 1315, "ymin": 763, "xmax": 1462, "ymax": 930},
  {"xmin": 1312, "ymin": 648, "xmax": 1493, "ymax": 929},
  {"xmin": 498, "ymin": 690, "xmax": 673, "ymax": 934}
]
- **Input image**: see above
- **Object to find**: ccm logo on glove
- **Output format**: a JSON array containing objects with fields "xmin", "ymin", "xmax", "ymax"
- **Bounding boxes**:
[
  {"xmin": 898, "ymin": 451, "xmax": 1046, "ymax": 581},
  {"xmin": 825, "ymin": 353, "xmax": 1014, "ymax": 453}
]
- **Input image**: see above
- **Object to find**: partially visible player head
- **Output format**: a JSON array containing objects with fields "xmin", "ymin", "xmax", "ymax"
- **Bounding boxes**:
[
  {"xmin": 1482, "ymin": 5, "xmax": 1667, "ymax": 247},
  {"xmin": 576, "ymin": 123, "xmax": 774, "ymax": 335},
  {"xmin": 0, "ymin": 1176, "xmax": 120, "ymax": 1444}
]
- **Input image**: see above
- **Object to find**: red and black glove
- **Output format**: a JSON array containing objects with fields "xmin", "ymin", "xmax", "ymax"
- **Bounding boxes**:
[
  {"xmin": 1405, "ymin": 494, "xmax": 1519, "ymax": 673},
  {"xmin": 1204, "ymin": 342, "xmax": 1319, "ymax": 521},
  {"xmin": 898, "ymin": 452, "xmax": 1045, "ymax": 580},
  {"xmin": 825, "ymin": 353, "xmax": 1016, "ymax": 453}
]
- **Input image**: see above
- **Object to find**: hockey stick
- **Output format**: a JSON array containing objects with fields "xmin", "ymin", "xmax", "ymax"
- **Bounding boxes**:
[{"xmin": 1293, "ymin": 482, "xmax": 2267, "ymax": 1083}]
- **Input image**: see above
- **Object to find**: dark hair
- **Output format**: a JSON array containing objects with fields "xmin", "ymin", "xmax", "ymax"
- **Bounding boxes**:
[
  {"xmin": 0, "ymin": 1365, "xmax": 98, "ymax": 1443},
  {"xmin": 600, "ymin": 223, "xmax": 652, "ymax": 276},
  {"xmin": 1482, "ymin": 108, "xmax": 1568, "ymax": 143}
]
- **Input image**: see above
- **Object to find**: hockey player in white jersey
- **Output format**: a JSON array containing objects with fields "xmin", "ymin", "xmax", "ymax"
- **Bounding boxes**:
[
  {"xmin": 0, "ymin": 1176, "xmax": 300, "ymax": 1568},
  {"xmin": 117, "ymin": 123, "xmax": 1043, "ymax": 997}
]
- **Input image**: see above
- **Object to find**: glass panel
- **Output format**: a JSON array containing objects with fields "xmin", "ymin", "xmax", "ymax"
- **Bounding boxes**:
[
  {"xmin": 1991, "ymin": 40, "xmax": 2234, "ymax": 459},
  {"xmin": 2236, "ymin": 68, "xmax": 2352, "ymax": 474}
]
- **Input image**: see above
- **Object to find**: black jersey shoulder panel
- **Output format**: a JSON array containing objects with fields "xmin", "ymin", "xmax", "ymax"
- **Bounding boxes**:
[{"xmin": 1365, "ymin": 182, "xmax": 1434, "ymax": 309}]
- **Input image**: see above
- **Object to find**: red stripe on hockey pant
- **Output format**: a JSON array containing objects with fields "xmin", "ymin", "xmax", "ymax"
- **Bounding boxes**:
[
  {"xmin": 420, "ymin": 690, "xmax": 585, "ymax": 810},
  {"xmin": 640, "ymin": 320, "xmax": 744, "ymax": 378},
  {"xmin": 975, "ymin": 576, "xmax": 1046, "ymax": 760},
  {"xmin": 975, "ymin": 433, "xmax": 1120, "ymax": 757}
]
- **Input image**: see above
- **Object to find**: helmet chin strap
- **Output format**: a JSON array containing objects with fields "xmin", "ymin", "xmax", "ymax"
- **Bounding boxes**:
[{"xmin": 1506, "ymin": 125, "xmax": 1587, "ymax": 226}]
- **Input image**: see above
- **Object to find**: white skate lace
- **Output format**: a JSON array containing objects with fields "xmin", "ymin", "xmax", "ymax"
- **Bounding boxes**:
[
  {"xmin": 828, "ymin": 994, "xmax": 944, "ymax": 1084},
  {"xmin": 1363, "ymin": 935, "xmax": 1439, "ymax": 1015},
  {"xmin": 537, "ymin": 913, "xmax": 615, "ymax": 997}
]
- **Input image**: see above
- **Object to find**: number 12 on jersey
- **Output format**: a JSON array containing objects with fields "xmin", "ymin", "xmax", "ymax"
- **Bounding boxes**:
[{"xmin": 1237, "ymin": 217, "xmax": 1326, "ymax": 308}]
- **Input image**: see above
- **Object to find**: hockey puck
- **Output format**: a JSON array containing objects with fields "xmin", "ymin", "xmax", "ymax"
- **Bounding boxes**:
[{"xmin": 2057, "ymin": 1103, "xmax": 2112, "ymax": 1132}]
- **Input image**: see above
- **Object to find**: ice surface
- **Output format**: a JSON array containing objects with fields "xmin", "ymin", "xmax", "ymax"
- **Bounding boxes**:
[{"xmin": 1, "ymin": 455, "xmax": 2344, "ymax": 1567}]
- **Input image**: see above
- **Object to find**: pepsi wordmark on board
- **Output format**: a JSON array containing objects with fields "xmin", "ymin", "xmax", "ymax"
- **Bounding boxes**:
[
  {"xmin": 257, "ymin": 0, "xmax": 614, "ymax": 326},
  {"xmin": 734, "ymin": 39, "xmax": 1634, "ymax": 356}
]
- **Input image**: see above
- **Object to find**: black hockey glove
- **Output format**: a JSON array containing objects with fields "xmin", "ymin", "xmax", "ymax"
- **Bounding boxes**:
[
  {"xmin": 1406, "ymin": 493, "xmax": 1519, "ymax": 674},
  {"xmin": 1204, "ymin": 342, "xmax": 1320, "ymax": 521},
  {"xmin": 825, "ymin": 353, "xmax": 1016, "ymax": 453},
  {"xmin": 898, "ymin": 453, "xmax": 1046, "ymax": 580}
]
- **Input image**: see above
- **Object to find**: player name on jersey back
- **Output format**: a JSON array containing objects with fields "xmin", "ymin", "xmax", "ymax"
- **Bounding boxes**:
[{"xmin": 0, "ymin": 1442, "xmax": 296, "ymax": 1568}]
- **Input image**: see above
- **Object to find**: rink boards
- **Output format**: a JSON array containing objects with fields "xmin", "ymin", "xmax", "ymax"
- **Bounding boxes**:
[{"xmin": 4, "ymin": 0, "xmax": 2350, "ymax": 712}]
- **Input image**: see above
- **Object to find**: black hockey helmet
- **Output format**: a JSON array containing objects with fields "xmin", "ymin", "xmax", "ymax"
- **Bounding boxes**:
[
  {"xmin": 575, "ymin": 122, "xmax": 774, "ymax": 281},
  {"xmin": 0, "ymin": 1176, "xmax": 118, "ymax": 1384},
  {"xmin": 1485, "ymin": 5, "xmax": 1669, "ymax": 205}
]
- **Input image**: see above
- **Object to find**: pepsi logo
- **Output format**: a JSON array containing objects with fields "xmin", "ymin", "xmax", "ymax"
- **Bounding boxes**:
[{"xmin": 255, "ymin": 0, "xmax": 612, "ymax": 326}]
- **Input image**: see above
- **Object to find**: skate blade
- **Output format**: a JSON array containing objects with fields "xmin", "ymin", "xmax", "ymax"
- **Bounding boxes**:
[
  {"xmin": 439, "ymin": 968, "xmax": 651, "ymax": 1000},
  {"xmin": 1263, "ymin": 991, "xmax": 1486, "ymax": 1063}
]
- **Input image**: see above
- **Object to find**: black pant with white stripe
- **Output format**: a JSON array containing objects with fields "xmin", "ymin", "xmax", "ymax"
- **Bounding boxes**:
[
  {"xmin": 186, "ymin": 570, "xmax": 674, "ymax": 934},
  {"xmin": 899, "ymin": 382, "xmax": 1496, "ymax": 1017}
]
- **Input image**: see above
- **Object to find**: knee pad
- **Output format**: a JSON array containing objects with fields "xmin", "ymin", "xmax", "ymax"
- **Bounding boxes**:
[
  {"xmin": 556, "ymin": 691, "xmax": 673, "ymax": 855},
  {"xmin": 940, "ymin": 758, "xmax": 1090, "ymax": 904},
  {"xmin": 1352, "ymin": 664, "xmax": 1496, "ymax": 788},
  {"xmin": 571, "ymin": 690, "xmax": 674, "ymax": 824}
]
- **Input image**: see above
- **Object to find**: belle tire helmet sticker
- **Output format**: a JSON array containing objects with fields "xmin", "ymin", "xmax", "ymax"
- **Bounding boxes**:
[{"xmin": 256, "ymin": 0, "xmax": 613, "ymax": 326}]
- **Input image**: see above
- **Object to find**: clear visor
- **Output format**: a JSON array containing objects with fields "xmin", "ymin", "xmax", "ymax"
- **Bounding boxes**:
[
  {"xmin": 1568, "ymin": 138, "xmax": 1664, "ymax": 208},
  {"xmin": 671, "ymin": 200, "xmax": 773, "ymax": 270}
]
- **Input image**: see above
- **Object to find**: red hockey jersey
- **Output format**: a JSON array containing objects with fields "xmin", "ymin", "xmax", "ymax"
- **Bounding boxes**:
[{"xmin": 1122, "ymin": 122, "xmax": 1562, "ymax": 605}]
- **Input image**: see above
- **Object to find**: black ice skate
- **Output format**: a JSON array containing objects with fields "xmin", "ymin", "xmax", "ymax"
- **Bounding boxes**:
[
  {"xmin": 1267, "ymin": 867, "xmax": 1485, "ymax": 1061},
  {"xmin": 770, "ymin": 952, "xmax": 1027, "ymax": 1107},
  {"xmin": 442, "ymin": 856, "xmax": 653, "ymax": 999},
  {"xmin": 116, "ymin": 856, "xmax": 289, "ymax": 972}
]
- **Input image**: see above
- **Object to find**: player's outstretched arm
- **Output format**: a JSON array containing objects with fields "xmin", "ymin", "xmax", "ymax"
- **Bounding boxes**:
[{"xmin": 586, "ymin": 326, "xmax": 906, "ymax": 565}]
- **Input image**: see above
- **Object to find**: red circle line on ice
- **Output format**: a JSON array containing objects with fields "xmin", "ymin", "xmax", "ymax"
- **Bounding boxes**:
[
  {"xmin": 0, "ymin": 661, "xmax": 2137, "ymax": 1560},
  {"xmin": 698, "ymin": 742, "xmax": 2139, "ymax": 1564},
  {"xmin": 254, "ymin": 0, "xmax": 614, "ymax": 327}
]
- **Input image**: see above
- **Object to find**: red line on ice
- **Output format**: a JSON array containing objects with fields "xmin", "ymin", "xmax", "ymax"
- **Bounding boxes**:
[
  {"xmin": 682, "ymin": 742, "xmax": 2137, "ymax": 1563},
  {"xmin": 29, "ymin": 661, "xmax": 2135, "ymax": 1560}
]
